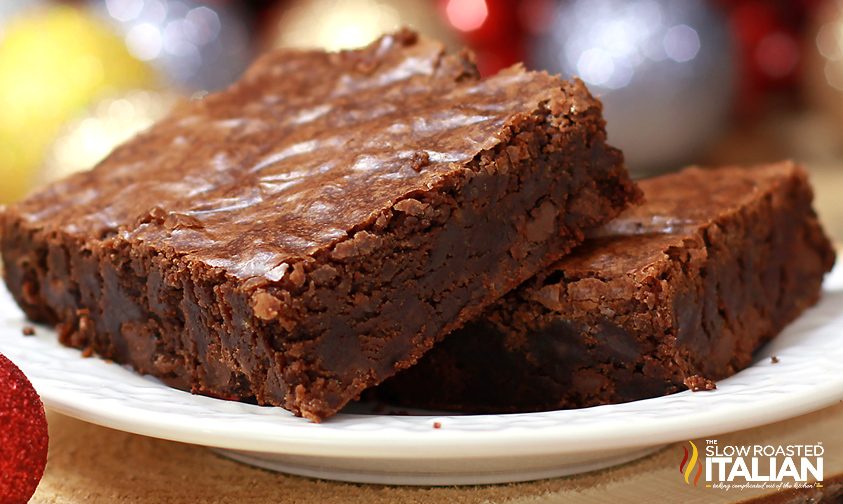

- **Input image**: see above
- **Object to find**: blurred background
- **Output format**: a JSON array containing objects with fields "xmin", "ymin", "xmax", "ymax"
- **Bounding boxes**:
[{"xmin": 0, "ymin": 0, "xmax": 841, "ymax": 241}]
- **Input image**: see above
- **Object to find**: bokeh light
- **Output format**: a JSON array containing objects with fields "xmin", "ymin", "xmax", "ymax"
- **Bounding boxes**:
[
  {"xmin": 42, "ymin": 90, "xmax": 178, "ymax": 182},
  {"xmin": 271, "ymin": 0, "xmax": 457, "ymax": 52},
  {"xmin": 445, "ymin": 0, "xmax": 489, "ymax": 32},
  {"xmin": 816, "ymin": 10, "xmax": 843, "ymax": 91},
  {"xmin": 90, "ymin": 0, "xmax": 250, "ymax": 90},
  {"xmin": 663, "ymin": 24, "xmax": 701, "ymax": 63}
]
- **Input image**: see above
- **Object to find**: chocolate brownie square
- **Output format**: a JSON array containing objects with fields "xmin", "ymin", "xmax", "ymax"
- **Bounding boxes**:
[
  {"xmin": 0, "ymin": 30, "xmax": 639, "ymax": 421},
  {"xmin": 375, "ymin": 162, "xmax": 836, "ymax": 412}
]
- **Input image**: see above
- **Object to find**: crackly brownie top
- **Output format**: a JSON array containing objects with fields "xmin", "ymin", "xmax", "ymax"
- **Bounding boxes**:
[
  {"xmin": 10, "ymin": 30, "xmax": 601, "ymax": 280},
  {"xmin": 552, "ymin": 161, "xmax": 807, "ymax": 280}
]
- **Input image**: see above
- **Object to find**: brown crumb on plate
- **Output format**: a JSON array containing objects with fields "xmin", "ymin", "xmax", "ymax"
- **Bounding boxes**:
[
  {"xmin": 433, "ymin": 422, "xmax": 442, "ymax": 429},
  {"xmin": 684, "ymin": 375, "xmax": 717, "ymax": 392},
  {"xmin": 21, "ymin": 326, "xmax": 36, "ymax": 336},
  {"xmin": 771, "ymin": 356, "xmax": 780, "ymax": 364}
]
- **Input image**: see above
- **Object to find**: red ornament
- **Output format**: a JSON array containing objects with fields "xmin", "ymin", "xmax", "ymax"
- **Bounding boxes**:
[
  {"xmin": 714, "ymin": 0, "xmax": 825, "ymax": 115},
  {"xmin": 437, "ymin": 0, "xmax": 526, "ymax": 76},
  {"xmin": 0, "ymin": 354, "xmax": 48, "ymax": 504}
]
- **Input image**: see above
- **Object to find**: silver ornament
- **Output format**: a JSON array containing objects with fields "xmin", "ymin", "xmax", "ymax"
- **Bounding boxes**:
[
  {"xmin": 530, "ymin": 0, "xmax": 736, "ymax": 174},
  {"xmin": 89, "ymin": 0, "xmax": 253, "ymax": 91}
]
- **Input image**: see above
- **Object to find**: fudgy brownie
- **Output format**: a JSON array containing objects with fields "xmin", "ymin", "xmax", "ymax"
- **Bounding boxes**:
[
  {"xmin": 375, "ymin": 162, "xmax": 836, "ymax": 413},
  {"xmin": 0, "ymin": 31, "xmax": 639, "ymax": 421}
]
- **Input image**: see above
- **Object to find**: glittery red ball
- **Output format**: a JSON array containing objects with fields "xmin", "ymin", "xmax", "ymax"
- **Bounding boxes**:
[{"xmin": 0, "ymin": 354, "xmax": 48, "ymax": 504}]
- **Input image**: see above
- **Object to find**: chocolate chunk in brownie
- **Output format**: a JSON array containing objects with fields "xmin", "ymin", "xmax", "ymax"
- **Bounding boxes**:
[
  {"xmin": 0, "ymin": 30, "xmax": 639, "ymax": 421},
  {"xmin": 374, "ymin": 162, "xmax": 836, "ymax": 413}
]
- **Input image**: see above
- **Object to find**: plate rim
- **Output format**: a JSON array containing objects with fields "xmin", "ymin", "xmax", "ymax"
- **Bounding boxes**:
[
  {"xmin": 37, "ymin": 371, "xmax": 843, "ymax": 459},
  {"xmin": 2, "ymin": 263, "xmax": 842, "ymax": 459}
]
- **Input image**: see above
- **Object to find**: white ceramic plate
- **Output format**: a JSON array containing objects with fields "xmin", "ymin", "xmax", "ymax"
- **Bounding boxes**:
[{"xmin": 1, "ymin": 263, "xmax": 842, "ymax": 485}]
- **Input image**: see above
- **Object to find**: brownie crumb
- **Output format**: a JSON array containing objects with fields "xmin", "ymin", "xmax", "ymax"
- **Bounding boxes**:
[
  {"xmin": 433, "ymin": 421, "xmax": 442, "ymax": 429},
  {"xmin": 164, "ymin": 212, "xmax": 204, "ymax": 230},
  {"xmin": 251, "ymin": 291, "xmax": 281, "ymax": 320},
  {"xmin": 771, "ymin": 356, "xmax": 780, "ymax": 364},
  {"xmin": 81, "ymin": 347, "xmax": 94, "ymax": 358},
  {"xmin": 409, "ymin": 151, "xmax": 430, "ymax": 172},
  {"xmin": 137, "ymin": 205, "xmax": 167, "ymax": 226},
  {"xmin": 21, "ymin": 326, "xmax": 36, "ymax": 336},
  {"xmin": 685, "ymin": 375, "xmax": 717, "ymax": 392}
]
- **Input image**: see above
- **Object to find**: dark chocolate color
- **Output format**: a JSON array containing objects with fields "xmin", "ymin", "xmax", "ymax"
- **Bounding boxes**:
[
  {"xmin": 0, "ymin": 30, "xmax": 639, "ymax": 421},
  {"xmin": 374, "ymin": 162, "xmax": 836, "ymax": 413}
]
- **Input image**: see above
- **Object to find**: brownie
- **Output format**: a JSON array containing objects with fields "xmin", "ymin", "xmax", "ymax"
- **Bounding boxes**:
[
  {"xmin": 0, "ymin": 30, "xmax": 639, "ymax": 421},
  {"xmin": 374, "ymin": 162, "xmax": 836, "ymax": 413}
]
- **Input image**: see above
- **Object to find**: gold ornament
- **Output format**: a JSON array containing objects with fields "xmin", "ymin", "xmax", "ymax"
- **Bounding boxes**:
[
  {"xmin": 41, "ymin": 90, "xmax": 179, "ymax": 185},
  {"xmin": 0, "ymin": 6, "xmax": 155, "ymax": 203},
  {"xmin": 268, "ymin": 0, "xmax": 459, "ymax": 52}
]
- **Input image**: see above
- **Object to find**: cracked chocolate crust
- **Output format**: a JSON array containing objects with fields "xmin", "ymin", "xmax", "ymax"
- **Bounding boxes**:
[
  {"xmin": 373, "ymin": 162, "xmax": 836, "ymax": 413},
  {"xmin": 0, "ymin": 31, "xmax": 638, "ymax": 421}
]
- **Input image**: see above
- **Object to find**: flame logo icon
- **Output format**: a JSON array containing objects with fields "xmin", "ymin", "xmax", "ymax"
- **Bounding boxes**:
[{"xmin": 679, "ymin": 441, "xmax": 703, "ymax": 486}]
